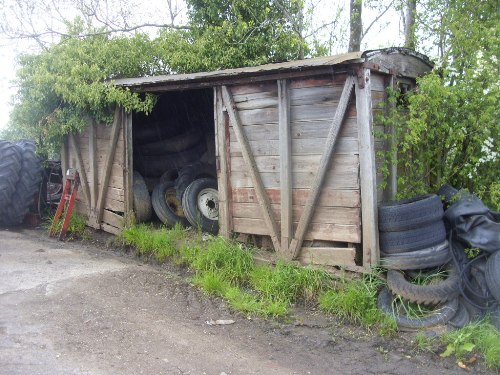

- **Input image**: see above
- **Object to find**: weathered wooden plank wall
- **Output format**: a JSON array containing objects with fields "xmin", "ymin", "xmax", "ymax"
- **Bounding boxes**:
[
  {"xmin": 220, "ymin": 73, "xmax": 363, "ymax": 268},
  {"xmin": 65, "ymin": 108, "xmax": 126, "ymax": 234}
]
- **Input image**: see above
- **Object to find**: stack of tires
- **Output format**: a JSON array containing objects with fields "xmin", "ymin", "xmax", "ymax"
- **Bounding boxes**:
[
  {"xmin": 377, "ymin": 195, "xmax": 461, "ymax": 329},
  {"xmin": 133, "ymin": 121, "xmax": 207, "ymax": 179},
  {"xmin": 150, "ymin": 161, "xmax": 219, "ymax": 234},
  {"xmin": 0, "ymin": 140, "xmax": 42, "ymax": 226}
]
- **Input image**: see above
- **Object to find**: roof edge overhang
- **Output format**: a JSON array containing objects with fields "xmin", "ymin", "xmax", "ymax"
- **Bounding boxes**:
[{"xmin": 113, "ymin": 47, "xmax": 433, "ymax": 92}]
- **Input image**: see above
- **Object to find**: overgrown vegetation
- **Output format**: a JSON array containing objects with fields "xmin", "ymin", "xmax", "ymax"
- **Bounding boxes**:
[
  {"xmin": 379, "ymin": 0, "xmax": 499, "ymax": 208},
  {"xmin": 119, "ymin": 225, "xmax": 395, "ymax": 333}
]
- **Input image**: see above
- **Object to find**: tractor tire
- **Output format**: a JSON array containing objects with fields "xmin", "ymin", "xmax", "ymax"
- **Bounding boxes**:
[
  {"xmin": 0, "ymin": 141, "xmax": 22, "ymax": 213},
  {"xmin": 2, "ymin": 141, "xmax": 42, "ymax": 226}
]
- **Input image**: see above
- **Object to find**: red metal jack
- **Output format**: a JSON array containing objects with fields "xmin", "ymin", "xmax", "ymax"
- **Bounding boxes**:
[{"xmin": 49, "ymin": 168, "xmax": 80, "ymax": 240}]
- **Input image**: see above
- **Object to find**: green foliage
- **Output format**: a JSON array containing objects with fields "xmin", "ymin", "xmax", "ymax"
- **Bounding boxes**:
[
  {"xmin": 379, "ymin": 0, "xmax": 499, "ymax": 208},
  {"xmin": 5, "ymin": 25, "xmax": 160, "ymax": 157},
  {"xmin": 441, "ymin": 321, "xmax": 500, "ymax": 369}
]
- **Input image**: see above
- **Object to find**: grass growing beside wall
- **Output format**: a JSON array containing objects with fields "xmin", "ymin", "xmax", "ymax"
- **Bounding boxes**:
[
  {"xmin": 119, "ymin": 225, "xmax": 500, "ymax": 369},
  {"xmin": 119, "ymin": 224, "xmax": 395, "ymax": 332}
]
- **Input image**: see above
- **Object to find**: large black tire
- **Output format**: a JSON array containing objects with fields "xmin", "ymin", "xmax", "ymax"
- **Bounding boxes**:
[
  {"xmin": 134, "ymin": 141, "xmax": 207, "ymax": 178},
  {"xmin": 152, "ymin": 181, "xmax": 189, "ymax": 227},
  {"xmin": 1, "ymin": 141, "xmax": 42, "ymax": 226},
  {"xmin": 377, "ymin": 287, "xmax": 458, "ymax": 330},
  {"xmin": 378, "ymin": 194, "xmax": 444, "ymax": 232},
  {"xmin": 485, "ymin": 251, "xmax": 500, "ymax": 303},
  {"xmin": 380, "ymin": 241, "xmax": 450, "ymax": 270},
  {"xmin": 447, "ymin": 298, "xmax": 470, "ymax": 329},
  {"xmin": 386, "ymin": 264, "xmax": 460, "ymax": 305},
  {"xmin": 174, "ymin": 162, "xmax": 216, "ymax": 200},
  {"xmin": 133, "ymin": 171, "xmax": 152, "ymax": 222},
  {"xmin": 182, "ymin": 178, "xmax": 219, "ymax": 234},
  {"xmin": 137, "ymin": 128, "xmax": 203, "ymax": 155},
  {"xmin": 0, "ymin": 141, "xmax": 22, "ymax": 212},
  {"xmin": 379, "ymin": 220, "xmax": 446, "ymax": 254}
]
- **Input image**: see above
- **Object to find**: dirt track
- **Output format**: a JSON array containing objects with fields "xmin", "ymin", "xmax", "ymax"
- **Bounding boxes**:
[{"xmin": 0, "ymin": 228, "xmax": 494, "ymax": 374}]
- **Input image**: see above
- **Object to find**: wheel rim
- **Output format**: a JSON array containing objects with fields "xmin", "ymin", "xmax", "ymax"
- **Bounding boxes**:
[
  {"xmin": 164, "ymin": 187, "xmax": 185, "ymax": 217},
  {"xmin": 197, "ymin": 188, "xmax": 219, "ymax": 220}
]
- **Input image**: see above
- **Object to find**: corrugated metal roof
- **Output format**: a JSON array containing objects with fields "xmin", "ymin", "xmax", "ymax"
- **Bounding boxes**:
[{"xmin": 113, "ymin": 51, "xmax": 364, "ymax": 88}]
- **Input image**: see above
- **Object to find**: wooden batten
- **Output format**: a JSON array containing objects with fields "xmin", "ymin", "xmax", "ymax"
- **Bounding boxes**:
[
  {"xmin": 356, "ymin": 68, "xmax": 380, "ymax": 268},
  {"xmin": 215, "ymin": 86, "xmax": 231, "ymax": 238},
  {"xmin": 278, "ymin": 79, "xmax": 292, "ymax": 256},
  {"xmin": 124, "ymin": 109, "xmax": 134, "ymax": 214}
]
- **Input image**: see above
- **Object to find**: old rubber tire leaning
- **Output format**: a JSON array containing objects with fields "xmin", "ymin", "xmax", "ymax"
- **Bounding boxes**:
[
  {"xmin": 182, "ymin": 178, "xmax": 219, "ymax": 234},
  {"xmin": 377, "ymin": 287, "xmax": 458, "ymax": 330},
  {"xmin": 386, "ymin": 263, "xmax": 460, "ymax": 305},
  {"xmin": 485, "ymin": 251, "xmax": 500, "ymax": 303},
  {"xmin": 378, "ymin": 194, "xmax": 444, "ymax": 232},
  {"xmin": 152, "ymin": 181, "xmax": 189, "ymax": 227},
  {"xmin": 133, "ymin": 171, "xmax": 152, "ymax": 223}
]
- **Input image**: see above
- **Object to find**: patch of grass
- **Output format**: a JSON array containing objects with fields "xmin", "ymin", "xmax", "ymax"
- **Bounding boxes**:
[
  {"xmin": 191, "ymin": 237, "xmax": 254, "ymax": 284},
  {"xmin": 250, "ymin": 262, "xmax": 331, "ymax": 306},
  {"xmin": 319, "ymin": 270, "xmax": 396, "ymax": 334},
  {"xmin": 120, "ymin": 225, "xmax": 396, "ymax": 329},
  {"xmin": 120, "ymin": 223, "xmax": 184, "ymax": 262},
  {"xmin": 441, "ymin": 320, "xmax": 500, "ymax": 370},
  {"xmin": 192, "ymin": 271, "xmax": 230, "ymax": 296}
]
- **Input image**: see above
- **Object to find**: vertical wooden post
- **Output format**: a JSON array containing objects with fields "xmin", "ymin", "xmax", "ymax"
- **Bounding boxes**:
[
  {"xmin": 278, "ymin": 79, "xmax": 292, "ymax": 257},
  {"xmin": 123, "ymin": 108, "xmax": 134, "ymax": 215},
  {"xmin": 356, "ymin": 68, "xmax": 380, "ymax": 268},
  {"xmin": 88, "ymin": 118, "xmax": 98, "ymax": 225},
  {"xmin": 215, "ymin": 87, "xmax": 231, "ymax": 238}
]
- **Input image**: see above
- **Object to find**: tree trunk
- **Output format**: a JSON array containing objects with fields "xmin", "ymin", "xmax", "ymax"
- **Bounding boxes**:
[
  {"xmin": 404, "ymin": 0, "xmax": 417, "ymax": 49},
  {"xmin": 348, "ymin": 0, "xmax": 362, "ymax": 52}
]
